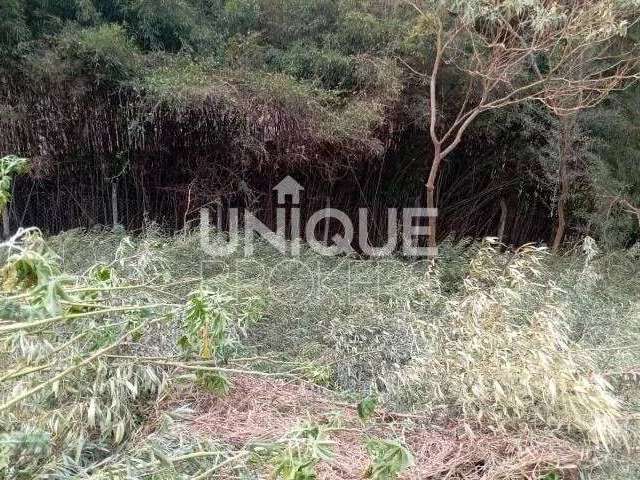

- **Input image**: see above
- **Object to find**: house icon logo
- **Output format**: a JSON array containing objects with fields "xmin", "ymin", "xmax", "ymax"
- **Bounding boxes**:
[{"xmin": 274, "ymin": 175, "xmax": 304, "ymax": 204}]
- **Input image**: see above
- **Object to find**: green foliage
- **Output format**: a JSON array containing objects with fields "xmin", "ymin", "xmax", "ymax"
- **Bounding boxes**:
[
  {"xmin": 93, "ymin": 1, "xmax": 128, "ymax": 26},
  {"xmin": 129, "ymin": 0, "xmax": 198, "ymax": 51},
  {"xmin": 22, "ymin": 0, "xmax": 81, "ymax": 38},
  {"xmin": 181, "ymin": 284, "xmax": 266, "ymax": 361},
  {"xmin": 583, "ymin": 87, "xmax": 640, "ymax": 248},
  {"xmin": 268, "ymin": 42, "xmax": 355, "ymax": 89},
  {"xmin": 392, "ymin": 243, "xmax": 626, "ymax": 447},
  {"xmin": 2, "ymin": 0, "xmax": 638, "ymax": 218},
  {"xmin": 55, "ymin": 24, "xmax": 141, "ymax": 83},
  {"xmin": 0, "ymin": 428, "xmax": 51, "ymax": 475},
  {"xmin": 195, "ymin": 370, "xmax": 231, "ymax": 395},
  {"xmin": 3, "ymin": 229, "xmax": 640, "ymax": 478},
  {"xmin": 543, "ymin": 472, "xmax": 561, "ymax": 480},
  {"xmin": 224, "ymin": 31, "xmax": 267, "ymax": 68},
  {"xmin": 257, "ymin": 0, "xmax": 339, "ymax": 47},
  {"xmin": 1, "ymin": 0, "xmax": 407, "ymax": 146},
  {"xmin": 331, "ymin": 10, "xmax": 397, "ymax": 55},
  {"xmin": 93, "ymin": 263, "xmax": 113, "ymax": 283},
  {"xmin": 224, "ymin": 0, "xmax": 261, "ymax": 35},
  {"xmin": 183, "ymin": 291, "xmax": 231, "ymax": 359},
  {"xmin": 0, "ymin": 155, "xmax": 28, "ymax": 211},
  {"xmin": 357, "ymin": 393, "xmax": 378, "ymax": 421},
  {"xmin": 364, "ymin": 438, "xmax": 413, "ymax": 480},
  {"xmin": 0, "ymin": 0, "xmax": 28, "ymax": 58},
  {"xmin": 7, "ymin": 2, "xmax": 640, "ymax": 466},
  {"xmin": 272, "ymin": 422, "xmax": 334, "ymax": 480},
  {"xmin": 0, "ymin": 228, "xmax": 280, "ymax": 477},
  {"xmin": 0, "ymin": 229, "xmax": 59, "ymax": 294},
  {"xmin": 0, "ymin": 230, "xmax": 171, "ymax": 477}
]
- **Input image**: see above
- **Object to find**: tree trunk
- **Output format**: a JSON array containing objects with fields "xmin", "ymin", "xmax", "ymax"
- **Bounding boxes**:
[
  {"xmin": 552, "ymin": 172, "xmax": 568, "ymax": 252},
  {"xmin": 552, "ymin": 117, "xmax": 573, "ymax": 253},
  {"xmin": 323, "ymin": 197, "xmax": 330, "ymax": 245},
  {"xmin": 498, "ymin": 198, "xmax": 507, "ymax": 243},
  {"xmin": 426, "ymin": 146, "xmax": 442, "ymax": 256},
  {"xmin": 2, "ymin": 205, "xmax": 9, "ymax": 239},
  {"xmin": 111, "ymin": 180, "xmax": 119, "ymax": 228}
]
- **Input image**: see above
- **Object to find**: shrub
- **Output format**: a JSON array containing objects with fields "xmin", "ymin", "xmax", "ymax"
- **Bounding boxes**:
[
  {"xmin": 268, "ymin": 41, "xmax": 356, "ymax": 89},
  {"xmin": 54, "ymin": 24, "xmax": 141, "ymax": 84},
  {"xmin": 0, "ymin": 0, "xmax": 28, "ymax": 58},
  {"xmin": 224, "ymin": 0, "xmax": 261, "ymax": 35},
  {"xmin": 390, "ymin": 243, "xmax": 625, "ymax": 447},
  {"xmin": 129, "ymin": 0, "xmax": 198, "ymax": 51},
  {"xmin": 257, "ymin": 0, "xmax": 339, "ymax": 47},
  {"xmin": 331, "ymin": 10, "xmax": 395, "ymax": 55},
  {"xmin": 0, "ymin": 155, "xmax": 29, "ymax": 212},
  {"xmin": 225, "ymin": 32, "xmax": 268, "ymax": 69}
]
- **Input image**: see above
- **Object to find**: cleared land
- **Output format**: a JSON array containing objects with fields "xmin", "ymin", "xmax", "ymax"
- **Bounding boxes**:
[{"xmin": 1, "ymin": 228, "xmax": 639, "ymax": 479}]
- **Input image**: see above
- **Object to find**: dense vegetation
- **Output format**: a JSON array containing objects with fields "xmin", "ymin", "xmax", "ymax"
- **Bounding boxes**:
[
  {"xmin": 2, "ymin": 1, "xmax": 640, "ymax": 479},
  {"xmin": 1, "ymin": 0, "xmax": 639, "ymax": 248},
  {"xmin": 1, "ymin": 227, "xmax": 639, "ymax": 478}
]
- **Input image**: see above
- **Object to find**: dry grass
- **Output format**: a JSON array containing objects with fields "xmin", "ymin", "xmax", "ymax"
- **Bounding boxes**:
[
  {"xmin": 170, "ymin": 374, "xmax": 586, "ymax": 480},
  {"xmin": 388, "ymin": 244, "xmax": 627, "ymax": 448},
  {"xmin": 3, "ymin": 230, "xmax": 639, "ymax": 478}
]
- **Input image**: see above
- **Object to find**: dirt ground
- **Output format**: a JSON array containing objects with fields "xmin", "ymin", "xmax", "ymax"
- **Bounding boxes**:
[{"xmin": 174, "ymin": 375, "xmax": 585, "ymax": 479}]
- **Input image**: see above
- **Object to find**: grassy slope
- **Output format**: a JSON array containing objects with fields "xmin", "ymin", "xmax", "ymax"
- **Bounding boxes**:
[{"xmin": 0, "ymin": 227, "xmax": 639, "ymax": 478}]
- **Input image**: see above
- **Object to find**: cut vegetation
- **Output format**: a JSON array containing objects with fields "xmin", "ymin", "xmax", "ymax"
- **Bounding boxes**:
[{"xmin": 1, "ymin": 228, "xmax": 639, "ymax": 478}]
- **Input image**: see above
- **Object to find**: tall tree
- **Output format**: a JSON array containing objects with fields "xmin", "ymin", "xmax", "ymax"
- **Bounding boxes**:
[
  {"xmin": 407, "ymin": 0, "xmax": 640, "ymax": 255},
  {"xmin": 583, "ymin": 84, "xmax": 640, "ymax": 247}
]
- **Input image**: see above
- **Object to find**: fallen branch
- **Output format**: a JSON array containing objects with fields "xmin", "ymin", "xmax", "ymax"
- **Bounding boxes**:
[
  {"xmin": 0, "ymin": 304, "xmax": 172, "ymax": 334},
  {"xmin": 0, "ymin": 319, "xmax": 157, "ymax": 412}
]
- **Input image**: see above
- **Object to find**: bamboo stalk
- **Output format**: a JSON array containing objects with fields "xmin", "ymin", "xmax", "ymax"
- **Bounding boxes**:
[
  {"xmin": 108, "ymin": 356, "xmax": 299, "ymax": 378},
  {"xmin": 60, "ymin": 300, "xmax": 182, "ymax": 309},
  {"xmin": 91, "ymin": 448, "xmax": 242, "ymax": 477},
  {"xmin": 1, "ymin": 205, "xmax": 9, "ymax": 239},
  {"xmin": 192, "ymin": 450, "xmax": 251, "ymax": 480},
  {"xmin": 111, "ymin": 180, "xmax": 119, "ymax": 228},
  {"xmin": 68, "ymin": 278, "xmax": 201, "ymax": 294},
  {"xmin": 0, "ymin": 304, "xmax": 172, "ymax": 334},
  {"xmin": 1, "ymin": 278, "xmax": 200, "ymax": 302},
  {"xmin": 0, "ymin": 363, "xmax": 53, "ymax": 383},
  {"xmin": 0, "ymin": 320, "xmax": 154, "ymax": 412}
]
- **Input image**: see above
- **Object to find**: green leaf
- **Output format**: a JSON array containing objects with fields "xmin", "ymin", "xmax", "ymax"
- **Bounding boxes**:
[
  {"xmin": 357, "ymin": 393, "xmax": 378, "ymax": 421},
  {"xmin": 177, "ymin": 335, "xmax": 191, "ymax": 351},
  {"xmin": 364, "ymin": 438, "xmax": 413, "ymax": 480},
  {"xmin": 542, "ymin": 472, "xmax": 561, "ymax": 480},
  {"xmin": 95, "ymin": 265, "xmax": 112, "ymax": 282},
  {"xmin": 196, "ymin": 371, "xmax": 231, "ymax": 395},
  {"xmin": 130, "ymin": 329, "xmax": 143, "ymax": 342},
  {"xmin": 44, "ymin": 281, "xmax": 62, "ymax": 316}
]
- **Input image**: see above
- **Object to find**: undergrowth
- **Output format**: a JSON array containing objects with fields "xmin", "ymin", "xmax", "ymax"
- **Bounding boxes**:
[{"xmin": 0, "ymin": 227, "xmax": 638, "ymax": 478}]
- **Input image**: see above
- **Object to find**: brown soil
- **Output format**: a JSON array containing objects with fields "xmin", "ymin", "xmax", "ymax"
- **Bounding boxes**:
[{"xmin": 172, "ymin": 375, "xmax": 585, "ymax": 479}]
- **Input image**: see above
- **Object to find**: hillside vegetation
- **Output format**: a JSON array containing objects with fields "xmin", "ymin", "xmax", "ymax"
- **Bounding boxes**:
[
  {"xmin": 1, "ymin": 0, "xmax": 640, "ymax": 247},
  {"xmin": 2, "ymin": 1, "xmax": 640, "ymax": 478},
  {"xmin": 1, "ymin": 227, "xmax": 639, "ymax": 478}
]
